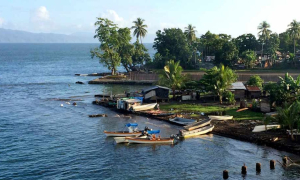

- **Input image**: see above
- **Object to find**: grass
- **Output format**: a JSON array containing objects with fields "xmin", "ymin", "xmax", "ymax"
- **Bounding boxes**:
[{"xmin": 160, "ymin": 103, "xmax": 265, "ymax": 121}]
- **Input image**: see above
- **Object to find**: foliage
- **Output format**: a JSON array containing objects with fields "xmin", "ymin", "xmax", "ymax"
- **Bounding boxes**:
[
  {"xmin": 264, "ymin": 33, "xmax": 280, "ymax": 63},
  {"xmin": 247, "ymin": 75, "xmax": 264, "ymax": 89},
  {"xmin": 158, "ymin": 60, "xmax": 184, "ymax": 99},
  {"xmin": 276, "ymin": 101, "xmax": 300, "ymax": 140},
  {"xmin": 241, "ymin": 50, "xmax": 257, "ymax": 68},
  {"xmin": 131, "ymin": 40, "xmax": 151, "ymax": 66},
  {"xmin": 91, "ymin": 18, "xmax": 124, "ymax": 75},
  {"xmin": 153, "ymin": 28, "xmax": 192, "ymax": 69},
  {"xmin": 235, "ymin": 33, "xmax": 259, "ymax": 54},
  {"xmin": 117, "ymin": 28, "xmax": 134, "ymax": 72},
  {"xmin": 263, "ymin": 115, "xmax": 273, "ymax": 131},
  {"xmin": 214, "ymin": 41, "xmax": 239, "ymax": 66},
  {"xmin": 287, "ymin": 20, "xmax": 300, "ymax": 55},
  {"xmin": 184, "ymin": 24, "xmax": 197, "ymax": 44},
  {"xmin": 200, "ymin": 64, "xmax": 238, "ymax": 104},
  {"xmin": 224, "ymin": 91, "xmax": 236, "ymax": 105},
  {"xmin": 131, "ymin": 18, "xmax": 148, "ymax": 43},
  {"xmin": 258, "ymin": 21, "xmax": 272, "ymax": 42}
]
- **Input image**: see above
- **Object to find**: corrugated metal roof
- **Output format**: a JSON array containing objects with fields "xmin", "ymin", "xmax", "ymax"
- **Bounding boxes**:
[
  {"xmin": 142, "ymin": 85, "xmax": 170, "ymax": 93},
  {"xmin": 229, "ymin": 82, "xmax": 246, "ymax": 90},
  {"xmin": 246, "ymin": 86, "xmax": 261, "ymax": 91}
]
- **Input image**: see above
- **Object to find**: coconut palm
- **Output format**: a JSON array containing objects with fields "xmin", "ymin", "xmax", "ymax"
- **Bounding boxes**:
[
  {"xmin": 258, "ymin": 21, "xmax": 272, "ymax": 62},
  {"xmin": 184, "ymin": 24, "xmax": 197, "ymax": 44},
  {"xmin": 158, "ymin": 60, "xmax": 184, "ymax": 99},
  {"xmin": 131, "ymin": 18, "xmax": 148, "ymax": 44},
  {"xmin": 287, "ymin": 20, "xmax": 300, "ymax": 55}
]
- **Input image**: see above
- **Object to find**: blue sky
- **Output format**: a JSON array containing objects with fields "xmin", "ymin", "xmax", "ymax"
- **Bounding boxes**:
[{"xmin": 1, "ymin": 0, "xmax": 300, "ymax": 42}]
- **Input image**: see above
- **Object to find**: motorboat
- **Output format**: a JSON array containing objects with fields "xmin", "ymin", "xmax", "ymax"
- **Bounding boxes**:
[
  {"xmin": 114, "ymin": 129, "xmax": 157, "ymax": 144},
  {"xmin": 127, "ymin": 130, "xmax": 175, "ymax": 144},
  {"xmin": 169, "ymin": 117, "xmax": 196, "ymax": 126},
  {"xmin": 104, "ymin": 123, "xmax": 142, "ymax": 137},
  {"xmin": 131, "ymin": 103, "xmax": 157, "ymax": 112},
  {"xmin": 183, "ymin": 118, "xmax": 211, "ymax": 131},
  {"xmin": 208, "ymin": 115, "xmax": 233, "ymax": 121},
  {"xmin": 179, "ymin": 125, "xmax": 214, "ymax": 138}
]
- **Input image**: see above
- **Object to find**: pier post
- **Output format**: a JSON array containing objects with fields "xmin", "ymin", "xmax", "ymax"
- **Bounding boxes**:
[
  {"xmin": 282, "ymin": 156, "xmax": 288, "ymax": 166},
  {"xmin": 256, "ymin": 163, "xmax": 261, "ymax": 172},
  {"xmin": 241, "ymin": 164, "xmax": 247, "ymax": 175},
  {"xmin": 223, "ymin": 170, "xmax": 229, "ymax": 179},
  {"xmin": 270, "ymin": 160, "xmax": 275, "ymax": 169}
]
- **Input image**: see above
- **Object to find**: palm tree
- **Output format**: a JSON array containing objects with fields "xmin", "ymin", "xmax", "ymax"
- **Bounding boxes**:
[
  {"xmin": 158, "ymin": 60, "xmax": 184, "ymax": 99},
  {"xmin": 131, "ymin": 18, "xmax": 148, "ymax": 44},
  {"xmin": 184, "ymin": 24, "xmax": 197, "ymax": 44},
  {"xmin": 258, "ymin": 21, "xmax": 272, "ymax": 63},
  {"xmin": 287, "ymin": 20, "xmax": 300, "ymax": 55}
]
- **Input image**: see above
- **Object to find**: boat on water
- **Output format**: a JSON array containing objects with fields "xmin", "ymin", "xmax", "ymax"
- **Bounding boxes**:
[
  {"xmin": 183, "ymin": 118, "xmax": 211, "ymax": 131},
  {"xmin": 180, "ymin": 125, "xmax": 214, "ymax": 138},
  {"xmin": 114, "ymin": 130, "xmax": 159, "ymax": 144},
  {"xmin": 131, "ymin": 103, "xmax": 157, "ymax": 112},
  {"xmin": 104, "ymin": 123, "xmax": 148, "ymax": 137},
  {"xmin": 127, "ymin": 130, "xmax": 175, "ymax": 144},
  {"xmin": 169, "ymin": 117, "xmax": 196, "ymax": 126},
  {"xmin": 208, "ymin": 115, "xmax": 233, "ymax": 121}
]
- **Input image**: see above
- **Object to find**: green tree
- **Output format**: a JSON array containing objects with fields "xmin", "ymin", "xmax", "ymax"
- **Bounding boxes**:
[
  {"xmin": 287, "ymin": 20, "xmax": 300, "ymax": 55},
  {"xmin": 258, "ymin": 21, "xmax": 272, "ymax": 63},
  {"xmin": 265, "ymin": 33, "xmax": 280, "ymax": 64},
  {"xmin": 247, "ymin": 75, "xmax": 264, "ymax": 89},
  {"xmin": 117, "ymin": 28, "xmax": 134, "ymax": 72},
  {"xmin": 91, "ymin": 18, "xmax": 124, "ymax": 75},
  {"xmin": 235, "ymin": 33, "xmax": 259, "ymax": 54},
  {"xmin": 131, "ymin": 18, "xmax": 148, "ymax": 44},
  {"xmin": 241, "ymin": 50, "xmax": 257, "ymax": 68},
  {"xmin": 184, "ymin": 24, "xmax": 197, "ymax": 44},
  {"xmin": 215, "ymin": 41, "xmax": 239, "ymax": 66},
  {"xmin": 200, "ymin": 64, "xmax": 237, "ymax": 104},
  {"xmin": 153, "ymin": 28, "xmax": 192, "ymax": 69},
  {"xmin": 276, "ymin": 101, "xmax": 300, "ymax": 140},
  {"xmin": 158, "ymin": 60, "xmax": 184, "ymax": 99},
  {"xmin": 131, "ymin": 40, "xmax": 151, "ymax": 67}
]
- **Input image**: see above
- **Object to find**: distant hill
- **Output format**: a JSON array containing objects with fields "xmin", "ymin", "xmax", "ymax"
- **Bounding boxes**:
[{"xmin": 0, "ymin": 28, "xmax": 98, "ymax": 43}]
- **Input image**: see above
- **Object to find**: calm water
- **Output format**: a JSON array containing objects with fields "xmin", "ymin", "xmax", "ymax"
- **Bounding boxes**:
[{"xmin": 0, "ymin": 43, "xmax": 300, "ymax": 180}]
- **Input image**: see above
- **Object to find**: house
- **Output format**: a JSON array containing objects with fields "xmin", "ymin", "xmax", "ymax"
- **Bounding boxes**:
[
  {"xmin": 229, "ymin": 82, "xmax": 246, "ymax": 100},
  {"xmin": 142, "ymin": 85, "xmax": 170, "ymax": 103},
  {"xmin": 246, "ymin": 86, "xmax": 261, "ymax": 99}
]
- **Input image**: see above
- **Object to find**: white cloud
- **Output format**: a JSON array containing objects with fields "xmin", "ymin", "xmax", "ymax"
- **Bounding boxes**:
[
  {"xmin": 0, "ymin": 17, "xmax": 4, "ymax": 27},
  {"xmin": 30, "ymin": 6, "xmax": 57, "ymax": 32},
  {"xmin": 101, "ymin": 10, "xmax": 126, "ymax": 27},
  {"xmin": 32, "ymin": 6, "xmax": 50, "ymax": 22}
]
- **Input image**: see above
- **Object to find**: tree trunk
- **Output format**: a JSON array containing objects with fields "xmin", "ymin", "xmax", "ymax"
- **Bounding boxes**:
[
  {"xmin": 111, "ymin": 68, "xmax": 115, "ymax": 75},
  {"xmin": 124, "ymin": 64, "xmax": 130, "ymax": 72},
  {"xmin": 261, "ymin": 43, "xmax": 264, "ymax": 68},
  {"xmin": 294, "ymin": 39, "xmax": 296, "ymax": 55},
  {"xmin": 219, "ymin": 95, "xmax": 223, "ymax": 104},
  {"xmin": 172, "ymin": 88, "xmax": 176, "ymax": 100},
  {"xmin": 291, "ymin": 127, "xmax": 295, "ymax": 141}
]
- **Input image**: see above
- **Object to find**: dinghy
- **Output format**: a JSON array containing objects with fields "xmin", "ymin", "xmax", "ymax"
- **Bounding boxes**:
[
  {"xmin": 208, "ymin": 115, "xmax": 233, "ymax": 121},
  {"xmin": 131, "ymin": 103, "xmax": 157, "ymax": 112},
  {"xmin": 104, "ymin": 123, "xmax": 143, "ymax": 137},
  {"xmin": 127, "ymin": 130, "xmax": 175, "ymax": 144},
  {"xmin": 169, "ymin": 117, "xmax": 196, "ymax": 126},
  {"xmin": 180, "ymin": 125, "xmax": 214, "ymax": 138},
  {"xmin": 183, "ymin": 118, "xmax": 211, "ymax": 131}
]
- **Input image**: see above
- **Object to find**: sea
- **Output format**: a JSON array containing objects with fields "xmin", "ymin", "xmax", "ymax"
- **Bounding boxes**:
[{"xmin": 0, "ymin": 43, "xmax": 300, "ymax": 180}]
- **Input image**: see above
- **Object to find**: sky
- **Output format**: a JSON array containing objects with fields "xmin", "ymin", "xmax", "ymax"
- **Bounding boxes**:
[{"xmin": 0, "ymin": 0, "xmax": 300, "ymax": 43}]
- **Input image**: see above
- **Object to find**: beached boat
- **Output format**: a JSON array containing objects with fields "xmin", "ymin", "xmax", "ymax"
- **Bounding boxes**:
[
  {"xmin": 252, "ymin": 125, "xmax": 281, "ymax": 132},
  {"xmin": 127, "ymin": 137, "xmax": 174, "ymax": 144},
  {"xmin": 183, "ymin": 118, "xmax": 211, "ymax": 131},
  {"xmin": 208, "ymin": 115, "xmax": 233, "ymax": 121},
  {"xmin": 104, "ymin": 123, "xmax": 143, "ymax": 137},
  {"xmin": 169, "ymin": 117, "xmax": 196, "ymax": 126},
  {"xmin": 114, "ymin": 130, "xmax": 159, "ymax": 143},
  {"xmin": 131, "ymin": 103, "xmax": 157, "ymax": 112},
  {"xmin": 180, "ymin": 125, "xmax": 214, "ymax": 138}
]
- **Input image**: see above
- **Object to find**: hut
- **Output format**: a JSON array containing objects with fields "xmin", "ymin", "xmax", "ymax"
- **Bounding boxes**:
[
  {"xmin": 142, "ymin": 85, "xmax": 170, "ymax": 103},
  {"xmin": 246, "ymin": 86, "xmax": 261, "ymax": 99},
  {"xmin": 229, "ymin": 82, "xmax": 246, "ymax": 100}
]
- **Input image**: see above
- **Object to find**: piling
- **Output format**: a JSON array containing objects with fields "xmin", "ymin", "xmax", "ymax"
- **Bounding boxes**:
[
  {"xmin": 223, "ymin": 170, "xmax": 229, "ymax": 179},
  {"xmin": 270, "ymin": 160, "xmax": 275, "ymax": 169},
  {"xmin": 256, "ymin": 163, "xmax": 261, "ymax": 172},
  {"xmin": 282, "ymin": 156, "xmax": 288, "ymax": 166},
  {"xmin": 241, "ymin": 164, "xmax": 247, "ymax": 174}
]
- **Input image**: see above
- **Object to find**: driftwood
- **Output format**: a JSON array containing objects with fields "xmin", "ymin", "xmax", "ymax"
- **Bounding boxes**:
[{"xmin": 89, "ymin": 114, "xmax": 108, "ymax": 117}]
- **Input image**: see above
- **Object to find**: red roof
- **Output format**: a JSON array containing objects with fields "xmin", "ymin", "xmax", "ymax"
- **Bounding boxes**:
[{"xmin": 246, "ymin": 86, "xmax": 261, "ymax": 91}]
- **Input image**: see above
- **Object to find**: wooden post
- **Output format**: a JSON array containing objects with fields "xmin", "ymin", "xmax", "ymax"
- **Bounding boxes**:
[
  {"xmin": 256, "ymin": 163, "xmax": 261, "ymax": 172},
  {"xmin": 241, "ymin": 164, "xmax": 247, "ymax": 174},
  {"xmin": 223, "ymin": 170, "xmax": 229, "ymax": 179},
  {"xmin": 270, "ymin": 160, "xmax": 275, "ymax": 169},
  {"xmin": 283, "ymin": 156, "xmax": 288, "ymax": 166}
]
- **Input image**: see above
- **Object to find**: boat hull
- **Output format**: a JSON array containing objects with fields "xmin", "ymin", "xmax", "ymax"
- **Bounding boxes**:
[
  {"xmin": 183, "ymin": 119, "xmax": 211, "ymax": 131},
  {"xmin": 180, "ymin": 125, "xmax": 214, "ymax": 138},
  {"xmin": 169, "ymin": 117, "xmax": 196, "ymax": 126},
  {"xmin": 104, "ymin": 131, "xmax": 141, "ymax": 137},
  {"xmin": 132, "ymin": 103, "xmax": 157, "ymax": 112},
  {"xmin": 114, "ymin": 136, "xmax": 147, "ymax": 143},
  {"xmin": 127, "ymin": 138, "xmax": 174, "ymax": 144},
  {"xmin": 208, "ymin": 115, "xmax": 233, "ymax": 121}
]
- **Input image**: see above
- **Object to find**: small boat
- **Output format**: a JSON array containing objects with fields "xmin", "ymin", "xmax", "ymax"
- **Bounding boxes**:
[
  {"xmin": 180, "ymin": 125, "xmax": 214, "ymax": 138},
  {"xmin": 208, "ymin": 115, "xmax": 233, "ymax": 121},
  {"xmin": 183, "ymin": 118, "xmax": 211, "ymax": 131},
  {"xmin": 169, "ymin": 117, "xmax": 196, "ymax": 126},
  {"xmin": 131, "ymin": 103, "xmax": 157, "ymax": 112},
  {"xmin": 252, "ymin": 125, "xmax": 281, "ymax": 132},
  {"xmin": 127, "ymin": 130, "xmax": 175, "ymax": 144},
  {"xmin": 104, "ymin": 123, "xmax": 142, "ymax": 137},
  {"xmin": 114, "ymin": 130, "xmax": 159, "ymax": 144}
]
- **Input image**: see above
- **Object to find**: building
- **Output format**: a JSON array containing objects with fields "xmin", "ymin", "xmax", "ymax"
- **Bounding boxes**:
[
  {"xmin": 246, "ymin": 86, "xmax": 261, "ymax": 99},
  {"xmin": 142, "ymin": 85, "xmax": 170, "ymax": 103},
  {"xmin": 229, "ymin": 82, "xmax": 246, "ymax": 100}
]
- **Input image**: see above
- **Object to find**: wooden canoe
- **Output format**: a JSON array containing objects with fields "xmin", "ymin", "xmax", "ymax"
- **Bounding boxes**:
[
  {"xmin": 180, "ymin": 125, "xmax": 214, "ymax": 138},
  {"xmin": 208, "ymin": 115, "xmax": 233, "ymax": 121},
  {"xmin": 169, "ymin": 117, "xmax": 196, "ymax": 126},
  {"xmin": 183, "ymin": 119, "xmax": 211, "ymax": 131},
  {"xmin": 127, "ymin": 137, "xmax": 174, "ymax": 144},
  {"xmin": 104, "ymin": 131, "xmax": 142, "ymax": 137}
]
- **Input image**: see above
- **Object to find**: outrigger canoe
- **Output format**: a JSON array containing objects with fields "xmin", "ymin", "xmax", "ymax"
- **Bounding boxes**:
[
  {"xmin": 127, "ymin": 137, "xmax": 174, "ymax": 144},
  {"xmin": 104, "ymin": 123, "xmax": 143, "ymax": 137},
  {"xmin": 183, "ymin": 118, "xmax": 211, "ymax": 131},
  {"xmin": 180, "ymin": 125, "xmax": 214, "ymax": 138}
]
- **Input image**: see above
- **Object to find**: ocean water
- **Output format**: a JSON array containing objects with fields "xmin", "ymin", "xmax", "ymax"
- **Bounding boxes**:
[{"xmin": 0, "ymin": 43, "xmax": 300, "ymax": 180}]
